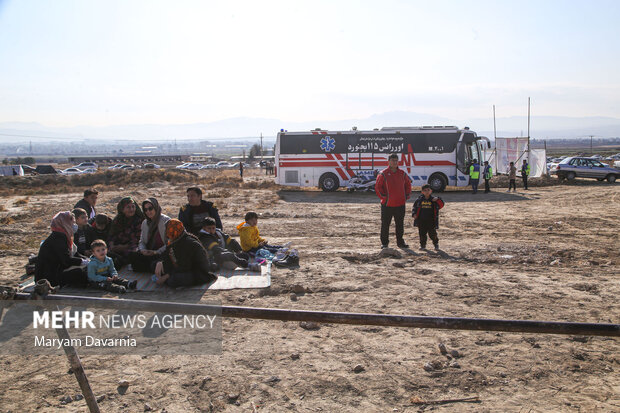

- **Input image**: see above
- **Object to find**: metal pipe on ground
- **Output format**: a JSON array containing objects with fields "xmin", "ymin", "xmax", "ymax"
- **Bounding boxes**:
[{"xmin": 10, "ymin": 292, "xmax": 620, "ymax": 337}]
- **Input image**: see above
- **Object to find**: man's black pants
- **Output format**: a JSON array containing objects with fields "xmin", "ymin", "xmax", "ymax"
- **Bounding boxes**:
[
  {"xmin": 522, "ymin": 174, "xmax": 528, "ymax": 189},
  {"xmin": 380, "ymin": 204, "xmax": 405, "ymax": 246},
  {"xmin": 418, "ymin": 221, "xmax": 439, "ymax": 248},
  {"xmin": 509, "ymin": 179, "xmax": 516, "ymax": 191},
  {"xmin": 484, "ymin": 178, "xmax": 491, "ymax": 193}
]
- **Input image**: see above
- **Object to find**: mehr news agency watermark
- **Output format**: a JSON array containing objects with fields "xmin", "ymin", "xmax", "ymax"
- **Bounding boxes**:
[{"xmin": 0, "ymin": 300, "xmax": 222, "ymax": 355}]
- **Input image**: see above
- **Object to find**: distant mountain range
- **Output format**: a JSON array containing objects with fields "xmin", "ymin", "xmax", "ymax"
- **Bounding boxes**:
[{"xmin": 1, "ymin": 111, "xmax": 619, "ymax": 142}]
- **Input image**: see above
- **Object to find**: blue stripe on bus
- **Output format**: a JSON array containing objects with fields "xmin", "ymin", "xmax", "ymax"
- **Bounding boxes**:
[
  {"xmin": 458, "ymin": 176, "xmax": 467, "ymax": 181},
  {"xmin": 421, "ymin": 176, "xmax": 427, "ymax": 180},
  {"xmin": 412, "ymin": 176, "xmax": 420, "ymax": 180},
  {"xmin": 449, "ymin": 176, "xmax": 457, "ymax": 181}
]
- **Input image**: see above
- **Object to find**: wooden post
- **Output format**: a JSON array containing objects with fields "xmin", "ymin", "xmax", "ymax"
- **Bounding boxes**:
[{"xmin": 55, "ymin": 310, "xmax": 101, "ymax": 413}]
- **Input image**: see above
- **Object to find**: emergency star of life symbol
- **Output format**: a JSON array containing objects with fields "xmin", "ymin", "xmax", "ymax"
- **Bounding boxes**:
[{"xmin": 320, "ymin": 135, "xmax": 335, "ymax": 152}]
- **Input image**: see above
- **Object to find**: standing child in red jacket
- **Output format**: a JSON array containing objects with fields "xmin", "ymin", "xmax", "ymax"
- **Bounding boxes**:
[
  {"xmin": 411, "ymin": 184, "xmax": 445, "ymax": 251},
  {"xmin": 375, "ymin": 153, "xmax": 412, "ymax": 249}
]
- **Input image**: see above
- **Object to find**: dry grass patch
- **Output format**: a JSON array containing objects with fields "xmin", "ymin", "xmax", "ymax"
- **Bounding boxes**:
[{"xmin": 14, "ymin": 197, "xmax": 30, "ymax": 206}]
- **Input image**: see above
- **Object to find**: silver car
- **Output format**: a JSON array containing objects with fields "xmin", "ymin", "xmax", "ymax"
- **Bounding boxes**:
[{"xmin": 551, "ymin": 156, "xmax": 619, "ymax": 183}]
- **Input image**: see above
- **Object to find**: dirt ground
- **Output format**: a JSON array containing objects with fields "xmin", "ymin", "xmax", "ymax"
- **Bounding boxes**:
[{"xmin": 0, "ymin": 169, "xmax": 618, "ymax": 412}]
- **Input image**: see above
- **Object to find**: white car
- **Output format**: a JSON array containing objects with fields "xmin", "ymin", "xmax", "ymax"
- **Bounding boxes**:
[
  {"xmin": 61, "ymin": 168, "xmax": 84, "ymax": 175},
  {"xmin": 176, "ymin": 162, "xmax": 203, "ymax": 170},
  {"xmin": 82, "ymin": 168, "xmax": 97, "ymax": 174},
  {"xmin": 73, "ymin": 162, "xmax": 98, "ymax": 170},
  {"xmin": 108, "ymin": 164, "xmax": 125, "ymax": 169},
  {"xmin": 215, "ymin": 161, "xmax": 233, "ymax": 168},
  {"xmin": 200, "ymin": 164, "xmax": 217, "ymax": 169}
]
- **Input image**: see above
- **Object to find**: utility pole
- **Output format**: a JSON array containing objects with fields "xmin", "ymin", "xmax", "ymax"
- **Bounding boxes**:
[{"xmin": 590, "ymin": 135, "xmax": 594, "ymax": 155}]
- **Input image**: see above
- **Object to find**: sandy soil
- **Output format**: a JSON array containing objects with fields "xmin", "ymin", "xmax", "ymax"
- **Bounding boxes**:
[{"xmin": 0, "ymin": 170, "xmax": 618, "ymax": 412}]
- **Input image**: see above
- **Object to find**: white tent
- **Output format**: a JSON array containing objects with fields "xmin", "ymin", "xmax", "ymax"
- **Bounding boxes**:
[
  {"xmin": 486, "ymin": 137, "xmax": 546, "ymax": 178},
  {"xmin": 0, "ymin": 165, "xmax": 24, "ymax": 176}
]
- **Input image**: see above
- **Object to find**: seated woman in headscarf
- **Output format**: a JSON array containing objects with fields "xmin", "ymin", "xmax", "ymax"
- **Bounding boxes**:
[
  {"xmin": 108, "ymin": 197, "xmax": 145, "ymax": 268},
  {"xmin": 129, "ymin": 197, "xmax": 170, "ymax": 272},
  {"xmin": 35, "ymin": 211, "xmax": 89, "ymax": 287},
  {"xmin": 154, "ymin": 219, "xmax": 217, "ymax": 288}
]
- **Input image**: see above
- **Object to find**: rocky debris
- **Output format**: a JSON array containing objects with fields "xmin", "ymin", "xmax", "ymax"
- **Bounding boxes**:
[
  {"xmin": 430, "ymin": 360, "xmax": 443, "ymax": 370},
  {"xmin": 118, "ymin": 379, "xmax": 130, "ymax": 395},
  {"xmin": 353, "ymin": 364, "xmax": 365, "ymax": 373},
  {"xmin": 438, "ymin": 343, "xmax": 448, "ymax": 355},
  {"xmin": 448, "ymin": 361, "xmax": 461, "ymax": 369},
  {"xmin": 290, "ymin": 353, "xmax": 300, "ymax": 360},
  {"xmin": 59, "ymin": 395, "xmax": 72, "ymax": 404},
  {"xmin": 423, "ymin": 363, "xmax": 434, "ymax": 372},
  {"xmin": 264, "ymin": 376, "xmax": 281, "ymax": 383},
  {"xmin": 144, "ymin": 403, "xmax": 154, "ymax": 411},
  {"xmin": 299, "ymin": 321, "xmax": 320, "ymax": 331},
  {"xmin": 290, "ymin": 293, "xmax": 298, "ymax": 301},
  {"xmin": 227, "ymin": 393, "xmax": 240, "ymax": 403},
  {"xmin": 292, "ymin": 284, "xmax": 306, "ymax": 294},
  {"xmin": 450, "ymin": 350, "xmax": 460, "ymax": 358},
  {"xmin": 379, "ymin": 248, "xmax": 402, "ymax": 259},
  {"xmin": 96, "ymin": 395, "xmax": 106, "ymax": 403},
  {"xmin": 199, "ymin": 376, "xmax": 212, "ymax": 390},
  {"xmin": 392, "ymin": 262, "xmax": 405, "ymax": 268},
  {"xmin": 550, "ymin": 259, "xmax": 560, "ymax": 265},
  {"xmin": 74, "ymin": 394, "xmax": 83, "ymax": 401}
]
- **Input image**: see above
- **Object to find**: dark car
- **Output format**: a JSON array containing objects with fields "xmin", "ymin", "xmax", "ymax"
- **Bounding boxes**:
[{"xmin": 551, "ymin": 156, "xmax": 619, "ymax": 183}]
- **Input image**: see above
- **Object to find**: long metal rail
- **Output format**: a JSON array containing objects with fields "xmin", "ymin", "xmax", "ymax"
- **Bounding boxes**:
[{"xmin": 9, "ymin": 292, "xmax": 620, "ymax": 337}]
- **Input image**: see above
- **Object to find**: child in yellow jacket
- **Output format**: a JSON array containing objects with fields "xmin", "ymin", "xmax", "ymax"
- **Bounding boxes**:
[{"xmin": 237, "ymin": 211, "xmax": 283, "ymax": 254}]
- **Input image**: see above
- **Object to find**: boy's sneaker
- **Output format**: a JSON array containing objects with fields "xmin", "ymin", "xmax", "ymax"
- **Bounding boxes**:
[
  {"xmin": 433, "ymin": 243, "xmax": 439, "ymax": 251},
  {"xmin": 128, "ymin": 280, "xmax": 138, "ymax": 290},
  {"xmin": 397, "ymin": 242, "xmax": 409, "ymax": 249},
  {"xmin": 420, "ymin": 245, "xmax": 426, "ymax": 250},
  {"xmin": 381, "ymin": 244, "xmax": 388, "ymax": 249}
]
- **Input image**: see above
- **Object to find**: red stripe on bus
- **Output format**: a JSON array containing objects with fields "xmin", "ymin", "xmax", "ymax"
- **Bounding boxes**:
[{"xmin": 335, "ymin": 168, "xmax": 348, "ymax": 180}]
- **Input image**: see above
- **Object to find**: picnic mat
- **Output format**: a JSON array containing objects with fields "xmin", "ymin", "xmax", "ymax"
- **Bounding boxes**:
[{"xmin": 19, "ymin": 262, "xmax": 271, "ymax": 292}]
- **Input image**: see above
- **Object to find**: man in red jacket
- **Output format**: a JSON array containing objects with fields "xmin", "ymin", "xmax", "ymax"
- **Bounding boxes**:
[{"xmin": 375, "ymin": 153, "xmax": 412, "ymax": 249}]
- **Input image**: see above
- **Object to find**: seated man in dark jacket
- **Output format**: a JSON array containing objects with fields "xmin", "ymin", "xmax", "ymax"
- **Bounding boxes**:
[
  {"xmin": 74, "ymin": 188, "xmax": 98, "ymax": 222},
  {"xmin": 178, "ymin": 187, "xmax": 222, "ymax": 235},
  {"xmin": 197, "ymin": 217, "xmax": 250, "ymax": 270},
  {"xmin": 154, "ymin": 219, "xmax": 217, "ymax": 288}
]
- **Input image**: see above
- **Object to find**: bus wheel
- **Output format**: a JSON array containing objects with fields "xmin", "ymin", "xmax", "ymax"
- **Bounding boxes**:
[
  {"xmin": 319, "ymin": 173, "xmax": 340, "ymax": 192},
  {"xmin": 428, "ymin": 173, "xmax": 447, "ymax": 192}
]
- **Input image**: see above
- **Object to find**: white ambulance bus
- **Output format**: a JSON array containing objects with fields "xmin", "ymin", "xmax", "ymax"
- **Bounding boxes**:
[{"xmin": 274, "ymin": 126, "xmax": 490, "ymax": 192}]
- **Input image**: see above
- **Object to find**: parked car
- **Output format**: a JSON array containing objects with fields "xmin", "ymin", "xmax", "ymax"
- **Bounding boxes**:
[
  {"xmin": 119, "ymin": 164, "xmax": 136, "ymax": 171},
  {"xmin": 73, "ymin": 162, "xmax": 98, "ymax": 170},
  {"xmin": 176, "ymin": 162, "xmax": 203, "ymax": 170},
  {"xmin": 200, "ymin": 164, "xmax": 217, "ymax": 169},
  {"xmin": 143, "ymin": 163, "xmax": 161, "ymax": 169},
  {"xmin": 61, "ymin": 168, "xmax": 84, "ymax": 175},
  {"xmin": 550, "ymin": 156, "xmax": 619, "ymax": 183},
  {"xmin": 108, "ymin": 164, "xmax": 125, "ymax": 169},
  {"xmin": 215, "ymin": 161, "xmax": 233, "ymax": 168},
  {"xmin": 82, "ymin": 168, "xmax": 97, "ymax": 174}
]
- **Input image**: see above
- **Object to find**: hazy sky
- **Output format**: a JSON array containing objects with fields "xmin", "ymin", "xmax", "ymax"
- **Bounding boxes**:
[{"xmin": 1, "ymin": 0, "xmax": 619, "ymax": 126}]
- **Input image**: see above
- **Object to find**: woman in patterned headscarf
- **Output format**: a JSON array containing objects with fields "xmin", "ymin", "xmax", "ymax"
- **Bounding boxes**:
[
  {"xmin": 153, "ymin": 219, "xmax": 217, "ymax": 288},
  {"xmin": 129, "ymin": 197, "xmax": 170, "ymax": 272},
  {"xmin": 108, "ymin": 197, "xmax": 145, "ymax": 268},
  {"xmin": 35, "ymin": 211, "xmax": 88, "ymax": 287}
]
